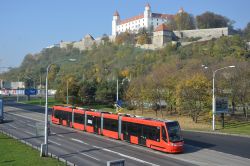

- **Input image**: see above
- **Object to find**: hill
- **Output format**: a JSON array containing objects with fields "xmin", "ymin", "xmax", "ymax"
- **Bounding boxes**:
[{"xmin": 1, "ymin": 35, "xmax": 250, "ymax": 122}]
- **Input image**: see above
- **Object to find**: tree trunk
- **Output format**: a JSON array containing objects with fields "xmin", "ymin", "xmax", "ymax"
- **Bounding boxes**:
[{"xmin": 232, "ymin": 101, "xmax": 236, "ymax": 115}]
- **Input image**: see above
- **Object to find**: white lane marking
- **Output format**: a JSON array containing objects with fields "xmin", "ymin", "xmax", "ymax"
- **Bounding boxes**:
[
  {"xmin": 57, "ymin": 134, "xmax": 64, "ymax": 138},
  {"xmin": 80, "ymin": 152, "xmax": 100, "ymax": 161},
  {"xmin": 71, "ymin": 138, "xmax": 89, "ymax": 145},
  {"xmin": 92, "ymin": 145, "xmax": 160, "ymax": 166},
  {"xmin": 48, "ymin": 140, "xmax": 61, "ymax": 146},
  {"xmin": 8, "ymin": 124, "xmax": 18, "ymax": 129},
  {"xmin": 5, "ymin": 112, "xmax": 44, "ymax": 123},
  {"xmin": 24, "ymin": 130, "xmax": 36, "ymax": 136}
]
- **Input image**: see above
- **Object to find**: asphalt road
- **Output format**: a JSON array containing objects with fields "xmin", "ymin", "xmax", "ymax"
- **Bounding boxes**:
[{"xmin": 1, "ymin": 99, "xmax": 250, "ymax": 166}]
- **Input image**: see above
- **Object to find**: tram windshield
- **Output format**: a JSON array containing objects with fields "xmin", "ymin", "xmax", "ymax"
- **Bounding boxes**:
[{"xmin": 166, "ymin": 121, "xmax": 183, "ymax": 143}]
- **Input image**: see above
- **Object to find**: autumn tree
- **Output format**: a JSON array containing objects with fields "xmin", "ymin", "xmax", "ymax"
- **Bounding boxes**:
[
  {"xmin": 176, "ymin": 74, "xmax": 211, "ymax": 123},
  {"xmin": 167, "ymin": 11, "xmax": 196, "ymax": 30},
  {"xmin": 136, "ymin": 27, "xmax": 151, "ymax": 44},
  {"xmin": 226, "ymin": 62, "xmax": 250, "ymax": 119},
  {"xmin": 115, "ymin": 32, "xmax": 136, "ymax": 45}
]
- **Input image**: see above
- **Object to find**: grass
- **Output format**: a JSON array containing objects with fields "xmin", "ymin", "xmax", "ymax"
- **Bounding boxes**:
[
  {"xmin": 21, "ymin": 97, "xmax": 62, "ymax": 108},
  {"xmin": 218, "ymin": 119, "xmax": 250, "ymax": 136},
  {"xmin": 0, "ymin": 133, "xmax": 64, "ymax": 166}
]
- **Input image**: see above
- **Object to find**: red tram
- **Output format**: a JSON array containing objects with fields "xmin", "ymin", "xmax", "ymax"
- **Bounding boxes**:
[{"xmin": 51, "ymin": 105, "xmax": 184, "ymax": 153}]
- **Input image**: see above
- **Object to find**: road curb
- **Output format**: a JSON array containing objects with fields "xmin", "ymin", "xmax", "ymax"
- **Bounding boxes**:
[{"xmin": 182, "ymin": 129, "xmax": 250, "ymax": 138}]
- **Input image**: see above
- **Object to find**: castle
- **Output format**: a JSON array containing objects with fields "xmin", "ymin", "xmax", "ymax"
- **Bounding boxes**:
[
  {"xmin": 112, "ymin": 3, "xmax": 183, "ymax": 36},
  {"xmin": 56, "ymin": 3, "xmax": 228, "ymax": 51}
]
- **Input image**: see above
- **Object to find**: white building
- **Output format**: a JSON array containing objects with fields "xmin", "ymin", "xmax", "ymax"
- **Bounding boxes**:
[{"xmin": 112, "ymin": 3, "xmax": 181, "ymax": 36}]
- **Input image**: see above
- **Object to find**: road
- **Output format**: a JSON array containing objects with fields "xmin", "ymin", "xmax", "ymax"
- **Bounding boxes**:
[{"xmin": 1, "ymin": 99, "xmax": 250, "ymax": 166}]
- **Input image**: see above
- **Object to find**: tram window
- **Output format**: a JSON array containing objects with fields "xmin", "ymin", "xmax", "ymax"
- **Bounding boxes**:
[
  {"xmin": 103, "ymin": 118, "xmax": 118, "ymax": 132},
  {"xmin": 54, "ymin": 110, "xmax": 60, "ymax": 119},
  {"xmin": 74, "ymin": 113, "xmax": 84, "ymax": 124},
  {"xmin": 128, "ymin": 123, "xmax": 138, "ymax": 136},
  {"xmin": 162, "ymin": 126, "xmax": 168, "ymax": 142},
  {"xmin": 147, "ymin": 126, "xmax": 160, "ymax": 142},
  {"xmin": 68, "ymin": 112, "xmax": 72, "ymax": 122},
  {"xmin": 122, "ymin": 122, "xmax": 127, "ymax": 133}
]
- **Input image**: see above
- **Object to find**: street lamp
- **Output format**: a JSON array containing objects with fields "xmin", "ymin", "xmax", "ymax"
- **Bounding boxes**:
[
  {"xmin": 40, "ymin": 58, "xmax": 76, "ymax": 157},
  {"xmin": 66, "ymin": 79, "xmax": 69, "ymax": 105},
  {"xmin": 116, "ymin": 78, "xmax": 130, "ymax": 113},
  {"xmin": 212, "ymin": 65, "xmax": 235, "ymax": 131}
]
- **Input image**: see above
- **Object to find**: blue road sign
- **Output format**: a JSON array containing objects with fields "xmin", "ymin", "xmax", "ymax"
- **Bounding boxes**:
[
  {"xmin": 0, "ymin": 98, "xmax": 3, "ymax": 122},
  {"xmin": 117, "ymin": 100, "xmax": 123, "ymax": 107},
  {"xmin": 25, "ymin": 88, "xmax": 38, "ymax": 96},
  {"xmin": 216, "ymin": 97, "xmax": 228, "ymax": 114}
]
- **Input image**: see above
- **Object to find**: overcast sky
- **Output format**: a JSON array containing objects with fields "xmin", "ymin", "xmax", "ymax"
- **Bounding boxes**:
[{"xmin": 0, "ymin": 0, "xmax": 249, "ymax": 68}]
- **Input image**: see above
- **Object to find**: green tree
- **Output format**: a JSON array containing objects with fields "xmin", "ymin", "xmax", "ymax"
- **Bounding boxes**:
[
  {"xmin": 243, "ymin": 22, "xmax": 250, "ymax": 40},
  {"xmin": 196, "ymin": 12, "xmax": 232, "ymax": 29}
]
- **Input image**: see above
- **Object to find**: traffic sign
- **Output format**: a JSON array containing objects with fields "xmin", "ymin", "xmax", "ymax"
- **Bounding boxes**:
[
  {"xmin": 117, "ymin": 100, "xmax": 123, "ymax": 107},
  {"xmin": 216, "ymin": 97, "xmax": 228, "ymax": 114},
  {"xmin": 25, "ymin": 88, "xmax": 38, "ymax": 95}
]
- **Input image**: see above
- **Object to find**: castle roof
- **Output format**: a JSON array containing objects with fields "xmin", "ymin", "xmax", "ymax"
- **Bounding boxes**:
[
  {"xmin": 113, "ymin": 10, "xmax": 120, "ymax": 16},
  {"xmin": 178, "ymin": 7, "xmax": 184, "ymax": 13},
  {"xmin": 152, "ymin": 13, "xmax": 174, "ymax": 19},
  {"xmin": 154, "ymin": 24, "xmax": 170, "ymax": 32},
  {"xmin": 119, "ymin": 14, "xmax": 144, "ymax": 25},
  {"xmin": 145, "ymin": 3, "xmax": 151, "ymax": 8},
  {"xmin": 84, "ymin": 34, "xmax": 95, "ymax": 41}
]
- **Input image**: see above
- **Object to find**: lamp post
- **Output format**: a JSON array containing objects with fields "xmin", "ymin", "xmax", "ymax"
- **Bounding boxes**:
[
  {"xmin": 66, "ymin": 79, "xmax": 69, "ymax": 105},
  {"xmin": 40, "ymin": 58, "xmax": 76, "ymax": 157},
  {"xmin": 116, "ymin": 79, "xmax": 119, "ymax": 112},
  {"xmin": 116, "ymin": 78, "xmax": 130, "ymax": 113},
  {"xmin": 17, "ymin": 76, "xmax": 20, "ymax": 102},
  {"xmin": 212, "ymin": 65, "xmax": 235, "ymax": 131}
]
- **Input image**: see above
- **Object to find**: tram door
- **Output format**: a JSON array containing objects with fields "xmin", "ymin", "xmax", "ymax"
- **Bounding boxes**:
[
  {"xmin": 122, "ymin": 122, "xmax": 130, "ymax": 142},
  {"xmin": 138, "ymin": 125, "xmax": 146, "ymax": 146},
  {"xmin": 93, "ymin": 116, "xmax": 100, "ymax": 134}
]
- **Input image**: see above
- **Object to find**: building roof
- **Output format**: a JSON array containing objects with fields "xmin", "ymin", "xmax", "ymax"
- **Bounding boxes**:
[
  {"xmin": 113, "ymin": 10, "xmax": 120, "ymax": 16},
  {"xmin": 119, "ymin": 14, "xmax": 144, "ymax": 25},
  {"xmin": 84, "ymin": 34, "xmax": 95, "ymax": 41},
  {"xmin": 154, "ymin": 24, "xmax": 170, "ymax": 32},
  {"xmin": 152, "ymin": 13, "xmax": 174, "ymax": 19},
  {"xmin": 178, "ymin": 7, "xmax": 184, "ymax": 13},
  {"xmin": 145, "ymin": 3, "xmax": 151, "ymax": 8}
]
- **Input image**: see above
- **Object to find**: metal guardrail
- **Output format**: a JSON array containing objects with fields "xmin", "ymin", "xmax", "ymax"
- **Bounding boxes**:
[{"xmin": 0, "ymin": 130, "xmax": 77, "ymax": 166}]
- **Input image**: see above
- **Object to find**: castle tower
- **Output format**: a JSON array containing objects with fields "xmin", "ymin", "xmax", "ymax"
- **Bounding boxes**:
[
  {"xmin": 112, "ymin": 10, "xmax": 120, "ymax": 36},
  {"xmin": 178, "ymin": 7, "xmax": 184, "ymax": 14},
  {"xmin": 144, "ymin": 3, "xmax": 151, "ymax": 29}
]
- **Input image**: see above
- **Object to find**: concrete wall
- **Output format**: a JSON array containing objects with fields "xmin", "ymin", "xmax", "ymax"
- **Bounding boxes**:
[{"xmin": 173, "ymin": 27, "xmax": 228, "ymax": 40}]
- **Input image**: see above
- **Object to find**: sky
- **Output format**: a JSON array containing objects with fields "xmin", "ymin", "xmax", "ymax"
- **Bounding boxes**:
[{"xmin": 0, "ymin": 0, "xmax": 250, "ymax": 69}]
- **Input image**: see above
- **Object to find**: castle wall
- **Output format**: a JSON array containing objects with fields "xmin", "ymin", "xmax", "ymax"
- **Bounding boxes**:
[{"xmin": 173, "ymin": 27, "xmax": 228, "ymax": 40}]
